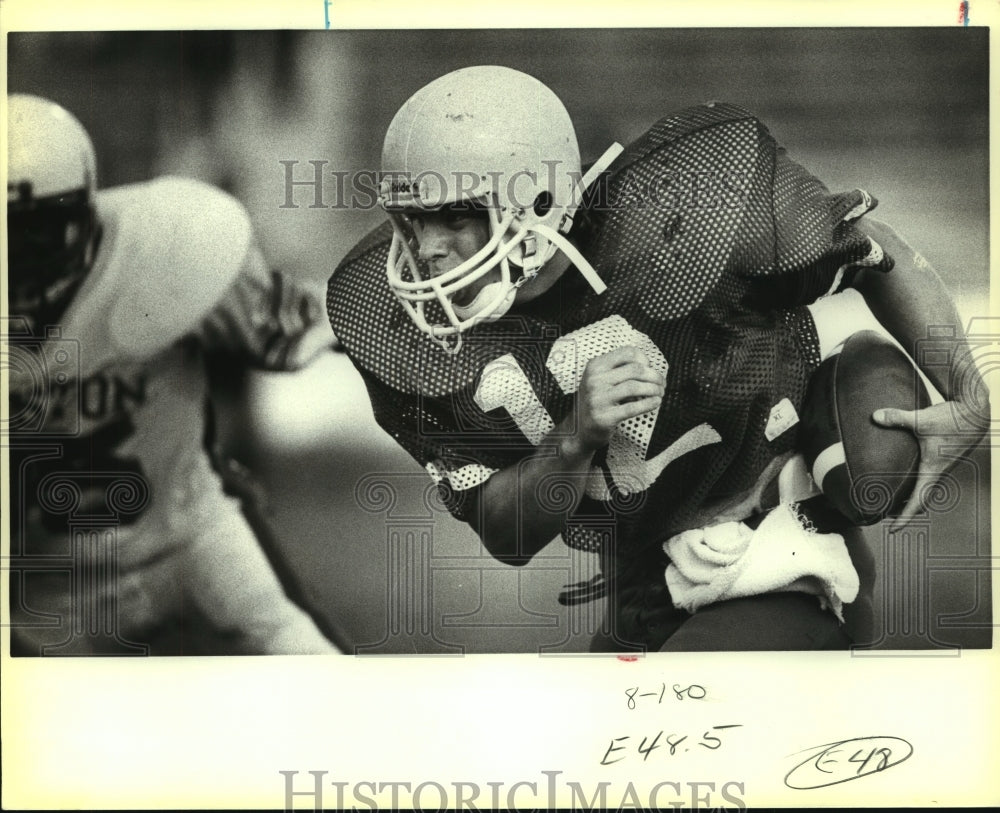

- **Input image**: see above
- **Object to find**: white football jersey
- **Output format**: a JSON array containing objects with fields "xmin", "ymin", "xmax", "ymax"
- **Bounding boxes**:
[{"xmin": 7, "ymin": 177, "xmax": 335, "ymax": 654}]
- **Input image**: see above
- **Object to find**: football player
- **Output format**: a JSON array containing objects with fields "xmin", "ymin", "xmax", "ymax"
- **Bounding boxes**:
[
  {"xmin": 328, "ymin": 66, "xmax": 988, "ymax": 651},
  {"xmin": 6, "ymin": 94, "xmax": 343, "ymax": 655}
]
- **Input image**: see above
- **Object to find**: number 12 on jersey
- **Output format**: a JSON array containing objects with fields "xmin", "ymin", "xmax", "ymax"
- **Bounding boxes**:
[{"xmin": 475, "ymin": 315, "xmax": 721, "ymax": 501}]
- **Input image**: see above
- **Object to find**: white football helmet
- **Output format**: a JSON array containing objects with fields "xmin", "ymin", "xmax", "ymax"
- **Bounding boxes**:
[
  {"xmin": 7, "ymin": 94, "xmax": 99, "ymax": 330},
  {"xmin": 378, "ymin": 66, "xmax": 623, "ymax": 351}
]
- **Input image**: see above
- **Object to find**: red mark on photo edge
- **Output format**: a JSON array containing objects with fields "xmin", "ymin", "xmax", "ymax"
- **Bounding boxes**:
[
  {"xmin": 958, "ymin": 0, "xmax": 970, "ymax": 26},
  {"xmin": 618, "ymin": 655, "xmax": 639, "ymax": 662}
]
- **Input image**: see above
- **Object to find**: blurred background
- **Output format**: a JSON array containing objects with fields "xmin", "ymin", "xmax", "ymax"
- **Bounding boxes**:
[{"xmin": 7, "ymin": 28, "xmax": 992, "ymax": 652}]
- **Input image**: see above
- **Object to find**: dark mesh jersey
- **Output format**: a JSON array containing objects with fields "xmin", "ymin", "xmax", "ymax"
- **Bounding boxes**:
[{"xmin": 328, "ymin": 102, "xmax": 891, "ymax": 565}]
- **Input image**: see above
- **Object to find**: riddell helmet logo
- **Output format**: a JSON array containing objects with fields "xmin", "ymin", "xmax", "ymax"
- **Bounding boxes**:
[
  {"xmin": 378, "ymin": 173, "xmax": 462, "ymax": 210},
  {"xmin": 385, "ymin": 179, "xmax": 418, "ymax": 196},
  {"xmin": 379, "ymin": 175, "xmax": 421, "ymax": 203}
]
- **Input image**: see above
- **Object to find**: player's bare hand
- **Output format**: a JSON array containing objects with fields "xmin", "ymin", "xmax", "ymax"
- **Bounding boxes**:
[
  {"xmin": 569, "ymin": 346, "xmax": 665, "ymax": 456},
  {"xmin": 873, "ymin": 398, "xmax": 989, "ymax": 531}
]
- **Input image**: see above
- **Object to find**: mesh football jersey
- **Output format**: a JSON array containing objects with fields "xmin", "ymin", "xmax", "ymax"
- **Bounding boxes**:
[{"xmin": 328, "ymin": 102, "xmax": 891, "ymax": 564}]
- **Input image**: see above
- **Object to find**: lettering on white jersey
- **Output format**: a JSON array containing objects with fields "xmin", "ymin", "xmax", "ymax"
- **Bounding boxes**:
[
  {"xmin": 9, "ymin": 351, "xmax": 153, "ymax": 528},
  {"xmin": 78, "ymin": 371, "xmax": 147, "ymax": 421}
]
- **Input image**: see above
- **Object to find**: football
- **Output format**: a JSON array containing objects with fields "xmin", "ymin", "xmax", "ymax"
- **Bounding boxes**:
[{"xmin": 799, "ymin": 329, "xmax": 930, "ymax": 526}]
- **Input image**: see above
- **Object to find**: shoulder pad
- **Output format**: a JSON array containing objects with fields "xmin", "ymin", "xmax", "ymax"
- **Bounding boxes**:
[
  {"xmin": 337, "ymin": 219, "xmax": 394, "ymax": 270},
  {"xmin": 327, "ymin": 220, "xmax": 438, "ymax": 390},
  {"xmin": 60, "ymin": 177, "xmax": 252, "ymax": 373},
  {"xmin": 327, "ymin": 220, "xmax": 567, "ymax": 397},
  {"xmin": 613, "ymin": 101, "xmax": 767, "ymax": 176},
  {"xmin": 327, "ymin": 221, "xmax": 412, "ymax": 378}
]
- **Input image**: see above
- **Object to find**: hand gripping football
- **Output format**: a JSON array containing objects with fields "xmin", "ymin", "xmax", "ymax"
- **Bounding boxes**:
[{"xmin": 800, "ymin": 329, "xmax": 930, "ymax": 526}]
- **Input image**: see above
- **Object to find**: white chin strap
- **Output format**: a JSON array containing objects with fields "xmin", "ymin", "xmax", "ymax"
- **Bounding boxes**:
[
  {"xmin": 530, "ymin": 140, "xmax": 625, "ymax": 296},
  {"xmin": 452, "ymin": 279, "xmax": 518, "ymax": 323},
  {"xmin": 532, "ymin": 223, "xmax": 607, "ymax": 295}
]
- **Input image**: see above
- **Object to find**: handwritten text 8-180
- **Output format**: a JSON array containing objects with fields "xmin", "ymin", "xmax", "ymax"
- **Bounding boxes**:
[{"xmin": 625, "ymin": 683, "xmax": 707, "ymax": 709}]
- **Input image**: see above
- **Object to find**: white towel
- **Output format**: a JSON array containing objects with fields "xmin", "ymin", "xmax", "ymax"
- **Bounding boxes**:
[{"xmin": 663, "ymin": 502, "xmax": 860, "ymax": 622}]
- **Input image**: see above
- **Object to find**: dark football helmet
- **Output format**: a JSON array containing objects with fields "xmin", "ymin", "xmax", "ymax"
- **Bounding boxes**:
[{"xmin": 7, "ymin": 94, "xmax": 100, "ymax": 332}]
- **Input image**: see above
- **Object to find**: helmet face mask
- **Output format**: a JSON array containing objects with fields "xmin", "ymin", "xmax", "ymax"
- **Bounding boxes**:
[
  {"xmin": 384, "ymin": 194, "xmax": 545, "ymax": 344},
  {"xmin": 7, "ymin": 94, "xmax": 99, "ymax": 331},
  {"xmin": 378, "ymin": 66, "xmax": 622, "ymax": 353},
  {"xmin": 8, "ymin": 190, "xmax": 96, "ymax": 327}
]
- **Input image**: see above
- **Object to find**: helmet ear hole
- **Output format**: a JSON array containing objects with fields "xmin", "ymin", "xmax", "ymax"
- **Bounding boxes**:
[{"xmin": 533, "ymin": 191, "xmax": 553, "ymax": 217}]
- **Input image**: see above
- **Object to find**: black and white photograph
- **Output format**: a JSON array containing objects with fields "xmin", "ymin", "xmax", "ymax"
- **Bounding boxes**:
[{"xmin": 3, "ymin": 1, "xmax": 997, "ymax": 809}]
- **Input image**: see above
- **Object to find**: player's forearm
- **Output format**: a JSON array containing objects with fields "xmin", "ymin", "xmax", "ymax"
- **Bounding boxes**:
[
  {"xmin": 199, "ymin": 244, "xmax": 329, "ymax": 370},
  {"xmin": 473, "ymin": 417, "xmax": 595, "ymax": 566},
  {"xmin": 854, "ymin": 218, "xmax": 987, "ymax": 415},
  {"xmin": 473, "ymin": 346, "xmax": 664, "ymax": 564}
]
